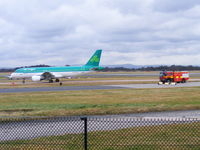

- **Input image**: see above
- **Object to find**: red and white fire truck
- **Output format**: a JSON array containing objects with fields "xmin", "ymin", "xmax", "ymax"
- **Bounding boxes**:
[{"xmin": 159, "ymin": 71, "xmax": 189, "ymax": 84}]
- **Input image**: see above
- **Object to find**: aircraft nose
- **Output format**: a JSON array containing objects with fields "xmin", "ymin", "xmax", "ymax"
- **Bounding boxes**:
[{"xmin": 9, "ymin": 73, "xmax": 14, "ymax": 79}]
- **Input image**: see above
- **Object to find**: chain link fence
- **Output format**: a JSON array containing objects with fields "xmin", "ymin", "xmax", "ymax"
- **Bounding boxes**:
[{"xmin": 0, "ymin": 116, "xmax": 199, "ymax": 149}]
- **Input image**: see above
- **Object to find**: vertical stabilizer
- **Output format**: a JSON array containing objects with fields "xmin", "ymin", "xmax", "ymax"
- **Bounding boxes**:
[{"xmin": 85, "ymin": 50, "xmax": 102, "ymax": 66}]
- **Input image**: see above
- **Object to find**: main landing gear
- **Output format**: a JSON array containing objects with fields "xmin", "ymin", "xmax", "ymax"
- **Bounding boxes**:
[
  {"xmin": 49, "ymin": 79, "xmax": 54, "ymax": 83},
  {"xmin": 49, "ymin": 79, "xmax": 63, "ymax": 85}
]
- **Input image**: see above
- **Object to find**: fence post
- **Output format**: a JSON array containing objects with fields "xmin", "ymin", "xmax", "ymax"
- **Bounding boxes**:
[{"xmin": 81, "ymin": 117, "xmax": 88, "ymax": 150}]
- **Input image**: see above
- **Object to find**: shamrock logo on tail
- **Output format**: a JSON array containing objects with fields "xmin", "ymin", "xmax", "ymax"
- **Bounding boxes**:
[{"xmin": 90, "ymin": 55, "xmax": 99, "ymax": 63}]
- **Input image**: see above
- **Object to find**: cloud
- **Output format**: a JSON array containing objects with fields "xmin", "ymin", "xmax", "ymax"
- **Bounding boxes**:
[
  {"xmin": 153, "ymin": 0, "xmax": 200, "ymax": 12},
  {"xmin": 0, "ymin": 0, "xmax": 200, "ymax": 67}
]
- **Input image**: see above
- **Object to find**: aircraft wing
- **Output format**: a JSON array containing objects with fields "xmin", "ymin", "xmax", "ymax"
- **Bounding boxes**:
[{"xmin": 41, "ymin": 72, "xmax": 63, "ymax": 79}]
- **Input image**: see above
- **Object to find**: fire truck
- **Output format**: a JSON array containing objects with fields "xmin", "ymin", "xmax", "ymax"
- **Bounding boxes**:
[{"xmin": 159, "ymin": 71, "xmax": 189, "ymax": 84}]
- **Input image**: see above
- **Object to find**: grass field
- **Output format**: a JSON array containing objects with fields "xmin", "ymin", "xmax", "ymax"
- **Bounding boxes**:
[
  {"xmin": 1, "ymin": 122, "xmax": 199, "ymax": 149},
  {"xmin": 0, "ymin": 87, "xmax": 200, "ymax": 117}
]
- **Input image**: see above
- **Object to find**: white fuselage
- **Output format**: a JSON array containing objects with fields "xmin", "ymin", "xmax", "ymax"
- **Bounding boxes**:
[{"xmin": 10, "ymin": 71, "xmax": 93, "ymax": 80}]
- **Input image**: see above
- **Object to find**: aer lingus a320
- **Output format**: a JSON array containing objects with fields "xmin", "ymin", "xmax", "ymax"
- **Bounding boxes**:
[{"xmin": 10, "ymin": 50, "xmax": 103, "ymax": 83}]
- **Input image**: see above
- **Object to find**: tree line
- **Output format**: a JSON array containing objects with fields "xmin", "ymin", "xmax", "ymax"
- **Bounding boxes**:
[
  {"xmin": 0, "ymin": 65, "xmax": 51, "ymax": 72},
  {"xmin": 101, "ymin": 65, "xmax": 200, "ymax": 72}
]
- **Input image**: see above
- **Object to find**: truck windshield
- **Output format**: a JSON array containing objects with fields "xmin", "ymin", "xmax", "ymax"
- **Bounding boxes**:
[{"xmin": 160, "ymin": 72, "xmax": 167, "ymax": 77}]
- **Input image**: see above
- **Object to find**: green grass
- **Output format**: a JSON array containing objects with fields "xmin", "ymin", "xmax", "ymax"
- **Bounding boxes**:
[
  {"xmin": 1, "ymin": 122, "xmax": 199, "ymax": 150},
  {"xmin": 0, "ymin": 87, "xmax": 200, "ymax": 116}
]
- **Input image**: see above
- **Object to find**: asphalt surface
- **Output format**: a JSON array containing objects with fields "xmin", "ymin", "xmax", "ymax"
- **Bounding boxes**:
[
  {"xmin": 108, "ymin": 81, "xmax": 200, "ymax": 89},
  {"xmin": 0, "ymin": 110, "xmax": 199, "ymax": 141},
  {"xmin": 1, "ymin": 82, "xmax": 200, "ymax": 93},
  {"xmin": 0, "ymin": 85, "xmax": 124, "ymax": 93},
  {"xmin": 0, "ymin": 79, "xmax": 157, "ymax": 85},
  {"xmin": 82, "ymin": 72, "xmax": 200, "ymax": 77}
]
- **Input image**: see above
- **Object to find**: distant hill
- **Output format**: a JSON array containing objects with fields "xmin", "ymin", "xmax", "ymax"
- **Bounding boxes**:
[{"xmin": 104, "ymin": 64, "xmax": 159, "ymax": 69}]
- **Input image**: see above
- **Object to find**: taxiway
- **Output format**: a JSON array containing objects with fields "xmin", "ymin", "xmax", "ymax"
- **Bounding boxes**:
[{"xmin": 0, "ymin": 82, "xmax": 200, "ymax": 93}]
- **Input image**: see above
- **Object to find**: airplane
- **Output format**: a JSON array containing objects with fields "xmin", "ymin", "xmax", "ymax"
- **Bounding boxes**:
[{"xmin": 9, "ymin": 50, "xmax": 103, "ymax": 83}]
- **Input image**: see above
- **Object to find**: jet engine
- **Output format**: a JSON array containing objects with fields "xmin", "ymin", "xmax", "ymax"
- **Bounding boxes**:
[{"xmin": 32, "ymin": 75, "xmax": 42, "ymax": 82}]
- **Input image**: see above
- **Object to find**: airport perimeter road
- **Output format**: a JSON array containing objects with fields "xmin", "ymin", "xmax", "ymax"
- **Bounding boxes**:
[
  {"xmin": 107, "ymin": 81, "xmax": 200, "ymax": 89},
  {"xmin": 83, "ymin": 72, "xmax": 200, "ymax": 77},
  {"xmin": 1, "ymin": 82, "xmax": 200, "ymax": 93},
  {"xmin": 0, "ymin": 110, "xmax": 199, "ymax": 141}
]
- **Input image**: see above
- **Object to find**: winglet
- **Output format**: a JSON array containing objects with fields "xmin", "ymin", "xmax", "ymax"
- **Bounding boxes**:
[{"xmin": 85, "ymin": 50, "xmax": 102, "ymax": 66}]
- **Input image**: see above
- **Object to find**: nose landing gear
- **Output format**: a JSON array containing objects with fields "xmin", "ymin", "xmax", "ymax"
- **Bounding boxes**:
[{"xmin": 22, "ymin": 79, "xmax": 25, "ymax": 84}]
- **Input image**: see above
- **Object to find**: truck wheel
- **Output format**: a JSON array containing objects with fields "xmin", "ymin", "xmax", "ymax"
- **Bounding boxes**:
[
  {"xmin": 167, "ymin": 79, "xmax": 172, "ymax": 84},
  {"xmin": 182, "ymin": 79, "xmax": 186, "ymax": 83}
]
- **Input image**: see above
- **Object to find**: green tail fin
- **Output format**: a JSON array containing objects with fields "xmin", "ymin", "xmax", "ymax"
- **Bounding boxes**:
[{"xmin": 85, "ymin": 50, "xmax": 102, "ymax": 66}]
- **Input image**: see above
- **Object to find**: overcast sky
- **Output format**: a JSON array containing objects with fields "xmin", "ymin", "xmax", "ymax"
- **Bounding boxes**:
[{"xmin": 0, "ymin": 0, "xmax": 200, "ymax": 67}]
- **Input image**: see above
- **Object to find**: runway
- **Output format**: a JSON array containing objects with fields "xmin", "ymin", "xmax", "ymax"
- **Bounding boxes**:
[
  {"xmin": 1, "ymin": 82, "xmax": 200, "ymax": 93},
  {"xmin": 0, "ymin": 79, "xmax": 157, "ymax": 85},
  {"xmin": 0, "ymin": 85, "xmax": 124, "ymax": 93},
  {"xmin": 108, "ymin": 81, "xmax": 200, "ymax": 89},
  {"xmin": 0, "ymin": 110, "xmax": 199, "ymax": 141},
  {"xmin": 82, "ymin": 72, "xmax": 200, "ymax": 77}
]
